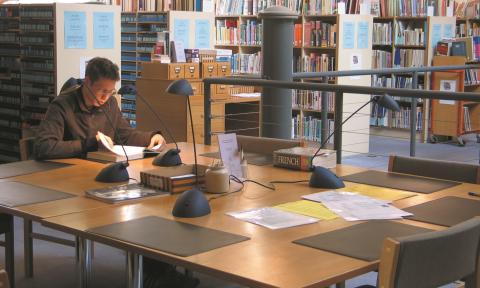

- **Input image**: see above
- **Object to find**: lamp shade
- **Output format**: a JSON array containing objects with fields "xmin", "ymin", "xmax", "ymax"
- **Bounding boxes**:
[
  {"xmin": 373, "ymin": 94, "xmax": 400, "ymax": 112},
  {"xmin": 166, "ymin": 79, "xmax": 193, "ymax": 96}
]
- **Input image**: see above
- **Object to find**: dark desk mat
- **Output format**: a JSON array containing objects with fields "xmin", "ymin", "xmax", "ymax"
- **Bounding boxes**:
[
  {"xmin": 200, "ymin": 151, "xmax": 272, "ymax": 166},
  {"xmin": 0, "ymin": 181, "xmax": 76, "ymax": 207},
  {"xmin": 0, "ymin": 160, "xmax": 72, "ymax": 179},
  {"xmin": 293, "ymin": 221, "xmax": 432, "ymax": 261},
  {"xmin": 405, "ymin": 196, "xmax": 480, "ymax": 227},
  {"xmin": 341, "ymin": 170, "xmax": 460, "ymax": 194},
  {"xmin": 88, "ymin": 216, "xmax": 250, "ymax": 257}
]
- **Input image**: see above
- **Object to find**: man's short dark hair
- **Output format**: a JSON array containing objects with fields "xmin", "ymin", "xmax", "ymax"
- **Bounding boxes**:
[{"xmin": 85, "ymin": 57, "xmax": 120, "ymax": 83}]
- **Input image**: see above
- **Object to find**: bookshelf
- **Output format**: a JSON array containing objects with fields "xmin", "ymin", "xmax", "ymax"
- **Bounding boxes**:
[
  {"xmin": 370, "ymin": 15, "xmax": 457, "ymax": 142},
  {"xmin": 120, "ymin": 10, "xmax": 214, "ymax": 127},
  {"xmin": 0, "ymin": 3, "xmax": 121, "ymax": 163},
  {"xmin": 430, "ymin": 55, "xmax": 480, "ymax": 145}
]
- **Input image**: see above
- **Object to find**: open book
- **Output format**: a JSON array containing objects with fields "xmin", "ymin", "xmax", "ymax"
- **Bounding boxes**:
[{"xmin": 87, "ymin": 132, "xmax": 161, "ymax": 162}]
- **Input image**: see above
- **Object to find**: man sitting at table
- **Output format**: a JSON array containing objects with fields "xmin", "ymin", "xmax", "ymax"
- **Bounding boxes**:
[
  {"xmin": 34, "ymin": 57, "xmax": 164, "ymax": 159},
  {"xmin": 34, "ymin": 57, "xmax": 199, "ymax": 288}
]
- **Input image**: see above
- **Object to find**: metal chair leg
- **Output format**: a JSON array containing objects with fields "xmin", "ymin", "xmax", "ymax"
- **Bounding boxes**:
[
  {"xmin": 4, "ymin": 214, "xmax": 14, "ymax": 288},
  {"xmin": 23, "ymin": 219, "xmax": 33, "ymax": 278},
  {"xmin": 126, "ymin": 252, "xmax": 143, "ymax": 288}
]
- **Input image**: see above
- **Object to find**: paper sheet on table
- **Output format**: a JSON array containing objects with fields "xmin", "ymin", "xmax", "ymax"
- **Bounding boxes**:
[
  {"xmin": 302, "ymin": 191, "xmax": 411, "ymax": 221},
  {"xmin": 226, "ymin": 207, "xmax": 318, "ymax": 229},
  {"xmin": 346, "ymin": 184, "xmax": 417, "ymax": 202},
  {"xmin": 274, "ymin": 200, "xmax": 339, "ymax": 220},
  {"xmin": 302, "ymin": 191, "xmax": 391, "ymax": 204}
]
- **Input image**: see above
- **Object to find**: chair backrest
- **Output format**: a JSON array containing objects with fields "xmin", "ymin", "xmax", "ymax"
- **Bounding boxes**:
[
  {"xmin": 236, "ymin": 135, "xmax": 303, "ymax": 155},
  {"xmin": 379, "ymin": 217, "xmax": 480, "ymax": 288},
  {"xmin": 19, "ymin": 137, "xmax": 36, "ymax": 161},
  {"xmin": 388, "ymin": 155, "xmax": 480, "ymax": 184}
]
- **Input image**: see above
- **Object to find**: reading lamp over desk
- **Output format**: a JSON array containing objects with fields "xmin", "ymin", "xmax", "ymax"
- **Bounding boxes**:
[{"xmin": 308, "ymin": 94, "xmax": 400, "ymax": 189}]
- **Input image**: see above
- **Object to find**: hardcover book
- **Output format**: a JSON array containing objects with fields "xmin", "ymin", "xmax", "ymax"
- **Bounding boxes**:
[
  {"xmin": 140, "ymin": 164, "xmax": 208, "ymax": 193},
  {"xmin": 273, "ymin": 147, "xmax": 336, "ymax": 171}
]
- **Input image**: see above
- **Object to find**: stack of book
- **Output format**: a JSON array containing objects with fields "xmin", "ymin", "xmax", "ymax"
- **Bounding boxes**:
[{"xmin": 140, "ymin": 164, "xmax": 207, "ymax": 193}]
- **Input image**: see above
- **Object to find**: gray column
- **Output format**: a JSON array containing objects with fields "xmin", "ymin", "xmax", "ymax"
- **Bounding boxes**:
[{"xmin": 258, "ymin": 6, "xmax": 298, "ymax": 139}]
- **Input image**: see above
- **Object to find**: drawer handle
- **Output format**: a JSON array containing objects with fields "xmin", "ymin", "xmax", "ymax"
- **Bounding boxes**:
[
  {"xmin": 220, "ymin": 65, "xmax": 227, "ymax": 72},
  {"xmin": 174, "ymin": 67, "xmax": 181, "ymax": 73},
  {"xmin": 188, "ymin": 66, "xmax": 195, "ymax": 73},
  {"xmin": 207, "ymin": 66, "xmax": 214, "ymax": 72}
]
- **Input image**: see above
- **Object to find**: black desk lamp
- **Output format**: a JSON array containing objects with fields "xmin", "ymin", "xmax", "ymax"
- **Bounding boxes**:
[
  {"xmin": 118, "ymin": 85, "xmax": 182, "ymax": 167},
  {"xmin": 309, "ymin": 94, "xmax": 400, "ymax": 189},
  {"xmin": 166, "ymin": 79, "xmax": 211, "ymax": 218}
]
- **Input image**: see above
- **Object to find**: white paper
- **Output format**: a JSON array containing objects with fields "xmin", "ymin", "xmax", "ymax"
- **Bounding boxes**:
[
  {"xmin": 446, "ymin": 5, "xmax": 453, "ymax": 17},
  {"xmin": 439, "ymin": 80, "xmax": 457, "ymax": 105},
  {"xmin": 227, "ymin": 207, "xmax": 318, "ymax": 229},
  {"xmin": 217, "ymin": 133, "xmax": 242, "ymax": 178},
  {"xmin": 350, "ymin": 53, "xmax": 362, "ymax": 79},
  {"xmin": 98, "ymin": 131, "xmax": 145, "ymax": 157},
  {"xmin": 79, "ymin": 56, "xmax": 93, "ymax": 78},
  {"xmin": 302, "ymin": 191, "xmax": 411, "ymax": 221},
  {"xmin": 337, "ymin": 2, "xmax": 346, "ymax": 14}
]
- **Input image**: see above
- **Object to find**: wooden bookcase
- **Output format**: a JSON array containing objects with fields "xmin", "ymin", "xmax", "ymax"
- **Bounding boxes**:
[
  {"xmin": 0, "ymin": 3, "xmax": 121, "ymax": 162},
  {"xmin": 430, "ymin": 55, "xmax": 480, "ymax": 145},
  {"xmin": 120, "ymin": 10, "xmax": 214, "ymax": 127}
]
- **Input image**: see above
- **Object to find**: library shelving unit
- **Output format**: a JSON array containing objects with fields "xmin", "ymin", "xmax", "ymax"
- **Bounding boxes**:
[
  {"xmin": 369, "ymin": 15, "xmax": 456, "ymax": 142},
  {"xmin": 430, "ymin": 55, "xmax": 480, "ymax": 145},
  {"xmin": 120, "ymin": 10, "xmax": 214, "ymax": 127},
  {"xmin": 213, "ymin": 7, "xmax": 374, "ymax": 153},
  {"xmin": 0, "ymin": 3, "xmax": 121, "ymax": 163}
]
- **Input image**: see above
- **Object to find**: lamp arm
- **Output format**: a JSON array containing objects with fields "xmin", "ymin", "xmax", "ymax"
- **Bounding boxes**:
[
  {"xmin": 312, "ymin": 98, "xmax": 373, "ymax": 159},
  {"xmin": 187, "ymin": 96, "xmax": 199, "ymax": 186}
]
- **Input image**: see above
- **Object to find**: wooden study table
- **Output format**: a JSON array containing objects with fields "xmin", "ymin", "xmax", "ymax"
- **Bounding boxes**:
[{"xmin": 34, "ymin": 143, "xmax": 480, "ymax": 288}]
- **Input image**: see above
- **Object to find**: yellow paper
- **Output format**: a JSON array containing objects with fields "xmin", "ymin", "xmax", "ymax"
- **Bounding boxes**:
[
  {"xmin": 346, "ymin": 184, "xmax": 417, "ymax": 201},
  {"xmin": 275, "ymin": 200, "xmax": 338, "ymax": 220}
]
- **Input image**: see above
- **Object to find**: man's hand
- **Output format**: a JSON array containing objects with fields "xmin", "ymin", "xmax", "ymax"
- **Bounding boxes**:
[
  {"xmin": 96, "ymin": 132, "xmax": 114, "ymax": 149},
  {"xmin": 148, "ymin": 134, "xmax": 165, "ymax": 150}
]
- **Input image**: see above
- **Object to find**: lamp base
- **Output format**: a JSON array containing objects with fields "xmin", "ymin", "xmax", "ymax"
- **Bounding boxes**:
[
  {"xmin": 309, "ymin": 166, "xmax": 345, "ymax": 189},
  {"xmin": 152, "ymin": 148, "xmax": 182, "ymax": 167},
  {"xmin": 172, "ymin": 187, "xmax": 211, "ymax": 218},
  {"xmin": 95, "ymin": 162, "xmax": 129, "ymax": 183}
]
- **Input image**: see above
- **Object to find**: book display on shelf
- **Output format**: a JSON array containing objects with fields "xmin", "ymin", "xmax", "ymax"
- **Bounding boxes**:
[{"xmin": 0, "ymin": 3, "xmax": 121, "ymax": 163}]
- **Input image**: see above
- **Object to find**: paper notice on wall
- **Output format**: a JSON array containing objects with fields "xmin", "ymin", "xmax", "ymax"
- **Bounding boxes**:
[
  {"xmin": 439, "ymin": 80, "xmax": 456, "ymax": 105},
  {"xmin": 350, "ymin": 53, "xmax": 362, "ymax": 79},
  {"xmin": 79, "ymin": 56, "xmax": 93, "ymax": 78}
]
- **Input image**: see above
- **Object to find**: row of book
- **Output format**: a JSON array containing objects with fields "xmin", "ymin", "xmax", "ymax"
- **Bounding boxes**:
[
  {"xmin": 372, "ymin": 75, "xmax": 424, "ymax": 101},
  {"xmin": 231, "ymin": 52, "xmax": 261, "ymax": 74},
  {"xmin": 20, "ymin": 23, "xmax": 52, "ymax": 32},
  {"xmin": 465, "ymin": 68, "xmax": 479, "ymax": 86},
  {"xmin": 0, "ymin": 95, "xmax": 21, "ymax": 106},
  {"xmin": 292, "ymin": 90, "xmax": 335, "ymax": 111},
  {"xmin": 456, "ymin": 22, "xmax": 480, "ymax": 38},
  {"xmin": 373, "ymin": 23, "xmax": 392, "ymax": 45},
  {"xmin": 216, "ymin": 0, "xmax": 302, "ymax": 15},
  {"xmin": 294, "ymin": 53, "xmax": 336, "ymax": 73},
  {"xmin": 436, "ymin": 36, "xmax": 480, "ymax": 61},
  {"xmin": 0, "ymin": 119, "xmax": 21, "ymax": 129},
  {"xmin": 292, "ymin": 115, "xmax": 334, "ymax": 142},
  {"xmin": 370, "ymin": 105, "xmax": 423, "ymax": 130},
  {"xmin": 394, "ymin": 23, "xmax": 424, "ymax": 46},
  {"xmin": 372, "ymin": 50, "xmax": 392, "ymax": 68},
  {"xmin": 393, "ymin": 48, "xmax": 424, "ymax": 67},
  {"xmin": 303, "ymin": 21, "xmax": 337, "ymax": 48},
  {"xmin": 19, "ymin": 8, "xmax": 53, "ymax": 18},
  {"xmin": 454, "ymin": 0, "xmax": 479, "ymax": 18},
  {"xmin": 215, "ymin": 19, "xmax": 262, "ymax": 45}
]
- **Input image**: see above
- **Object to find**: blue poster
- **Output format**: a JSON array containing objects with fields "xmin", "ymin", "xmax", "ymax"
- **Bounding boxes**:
[
  {"xmin": 343, "ymin": 21, "xmax": 355, "ymax": 49},
  {"xmin": 443, "ymin": 24, "xmax": 454, "ymax": 39},
  {"xmin": 174, "ymin": 19, "xmax": 190, "ymax": 48},
  {"xmin": 94, "ymin": 12, "xmax": 114, "ymax": 49},
  {"xmin": 431, "ymin": 24, "xmax": 442, "ymax": 48},
  {"xmin": 195, "ymin": 19, "xmax": 210, "ymax": 49},
  {"xmin": 357, "ymin": 21, "xmax": 369, "ymax": 49},
  {"xmin": 64, "ymin": 11, "xmax": 86, "ymax": 49}
]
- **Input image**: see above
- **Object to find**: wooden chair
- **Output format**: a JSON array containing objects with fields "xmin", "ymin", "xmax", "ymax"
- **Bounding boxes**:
[
  {"xmin": 375, "ymin": 217, "xmax": 480, "ymax": 288},
  {"xmin": 388, "ymin": 155, "xmax": 480, "ymax": 184}
]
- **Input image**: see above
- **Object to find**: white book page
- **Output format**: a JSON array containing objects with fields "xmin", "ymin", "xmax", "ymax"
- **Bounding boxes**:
[{"xmin": 98, "ymin": 131, "xmax": 145, "ymax": 157}]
